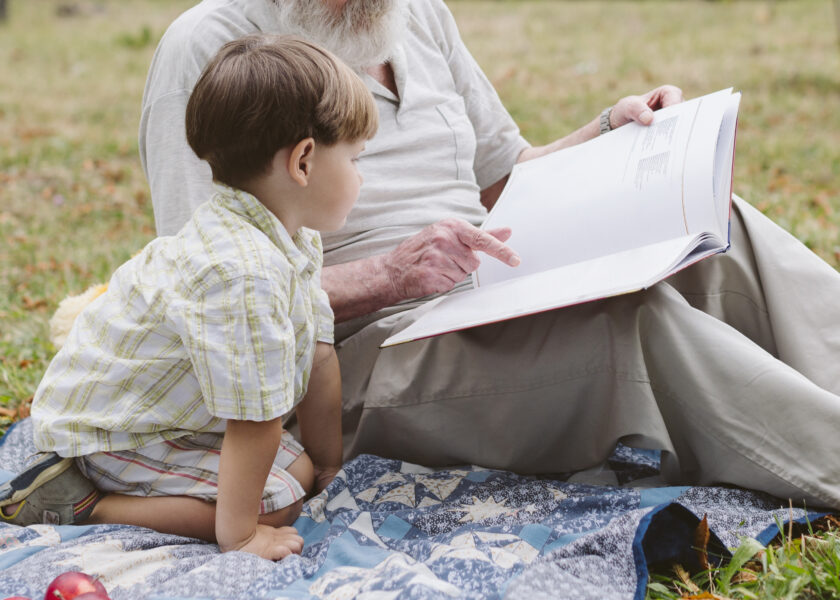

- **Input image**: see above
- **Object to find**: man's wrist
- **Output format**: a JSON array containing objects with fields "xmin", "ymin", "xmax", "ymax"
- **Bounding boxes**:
[{"xmin": 322, "ymin": 256, "xmax": 400, "ymax": 322}]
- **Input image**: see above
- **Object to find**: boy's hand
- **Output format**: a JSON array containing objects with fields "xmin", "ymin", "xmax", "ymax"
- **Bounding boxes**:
[
  {"xmin": 313, "ymin": 465, "xmax": 341, "ymax": 494},
  {"xmin": 224, "ymin": 524, "xmax": 303, "ymax": 561}
]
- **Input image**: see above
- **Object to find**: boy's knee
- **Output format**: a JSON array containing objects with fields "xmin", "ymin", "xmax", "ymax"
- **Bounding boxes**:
[{"xmin": 287, "ymin": 451, "xmax": 315, "ymax": 495}]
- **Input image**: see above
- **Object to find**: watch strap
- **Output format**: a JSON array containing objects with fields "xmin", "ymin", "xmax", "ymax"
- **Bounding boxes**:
[{"xmin": 599, "ymin": 106, "xmax": 613, "ymax": 135}]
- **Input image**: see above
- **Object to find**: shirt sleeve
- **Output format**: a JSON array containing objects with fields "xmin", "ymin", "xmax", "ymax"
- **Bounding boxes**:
[
  {"xmin": 181, "ymin": 275, "xmax": 297, "ymax": 421},
  {"xmin": 313, "ymin": 269, "xmax": 335, "ymax": 345},
  {"xmin": 427, "ymin": 0, "xmax": 531, "ymax": 190}
]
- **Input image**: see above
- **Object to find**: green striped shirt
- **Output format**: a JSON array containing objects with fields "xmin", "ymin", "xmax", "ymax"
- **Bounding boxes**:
[{"xmin": 33, "ymin": 184, "xmax": 334, "ymax": 457}]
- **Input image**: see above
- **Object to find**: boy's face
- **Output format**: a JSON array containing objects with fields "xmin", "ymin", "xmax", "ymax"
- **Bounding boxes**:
[{"xmin": 302, "ymin": 139, "xmax": 365, "ymax": 232}]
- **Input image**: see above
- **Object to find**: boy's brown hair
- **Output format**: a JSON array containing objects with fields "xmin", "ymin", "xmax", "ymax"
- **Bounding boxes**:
[{"xmin": 186, "ymin": 34, "xmax": 378, "ymax": 188}]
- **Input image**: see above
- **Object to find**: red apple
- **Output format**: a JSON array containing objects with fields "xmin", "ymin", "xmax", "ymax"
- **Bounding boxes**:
[{"xmin": 43, "ymin": 572, "xmax": 108, "ymax": 600}]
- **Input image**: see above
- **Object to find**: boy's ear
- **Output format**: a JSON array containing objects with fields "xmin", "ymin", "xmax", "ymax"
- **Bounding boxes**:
[{"xmin": 287, "ymin": 138, "xmax": 315, "ymax": 187}]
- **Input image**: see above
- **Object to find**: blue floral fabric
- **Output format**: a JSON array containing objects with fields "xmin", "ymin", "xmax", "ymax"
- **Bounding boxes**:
[{"xmin": 0, "ymin": 420, "xmax": 818, "ymax": 600}]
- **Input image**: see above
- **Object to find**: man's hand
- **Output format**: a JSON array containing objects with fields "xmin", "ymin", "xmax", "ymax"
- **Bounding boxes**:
[
  {"xmin": 513, "ymin": 84, "xmax": 684, "ymax": 177},
  {"xmin": 378, "ymin": 219, "xmax": 521, "ymax": 300},
  {"xmin": 608, "ymin": 85, "xmax": 684, "ymax": 129}
]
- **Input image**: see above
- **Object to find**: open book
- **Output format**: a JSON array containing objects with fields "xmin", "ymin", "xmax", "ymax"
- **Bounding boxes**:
[{"xmin": 382, "ymin": 88, "xmax": 741, "ymax": 347}]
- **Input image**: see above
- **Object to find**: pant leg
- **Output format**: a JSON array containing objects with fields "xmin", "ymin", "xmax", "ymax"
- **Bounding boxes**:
[
  {"xmin": 668, "ymin": 195, "xmax": 840, "ymax": 392},
  {"xmin": 336, "ymin": 195, "xmax": 840, "ymax": 508}
]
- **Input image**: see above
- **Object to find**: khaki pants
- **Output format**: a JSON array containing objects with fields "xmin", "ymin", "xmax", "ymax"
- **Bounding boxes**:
[{"xmin": 336, "ymin": 196, "xmax": 840, "ymax": 508}]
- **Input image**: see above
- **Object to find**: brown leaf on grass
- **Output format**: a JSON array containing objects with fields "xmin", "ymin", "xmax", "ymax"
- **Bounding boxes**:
[
  {"xmin": 24, "ymin": 258, "xmax": 59, "ymax": 275},
  {"xmin": 810, "ymin": 191, "xmax": 834, "ymax": 216},
  {"xmin": 694, "ymin": 514, "xmax": 711, "ymax": 571},
  {"xmin": 21, "ymin": 296, "xmax": 48, "ymax": 311},
  {"xmin": 134, "ymin": 188, "xmax": 148, "ymax": 208},
  {"xmin": 674, "ymin": 564, "xmax": 700, "ymax": 593},
  {"xmin": 16, "ymin": 396, "xmax": 32, "ymax": 420},
  {"xmin": 16, "ymin": 126, "xmax": 54, "ymax": 141},
  {"xmin": 17, "ymin": 359, "xmax": 32, "ymax": 369},
  {"xmin": 731, "ymin": 570, "xmax": 758, "ymax": 584},
  {"xmin": 0, "ymin": 397, "xmax": 34, "ymax": 421},
  {"xmin": 681, "ymin": 592, "xmax": 732, "ymax": 600},
  {"xmin": 100, "ymin": 164, "xmax": 125, "ymax": 184}
]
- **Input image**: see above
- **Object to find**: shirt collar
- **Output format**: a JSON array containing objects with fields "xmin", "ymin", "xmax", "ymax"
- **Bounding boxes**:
[
  {"xmin": 212, "ymin": 183, "xmax": 321, "ymax": 278},
  {"xmin": 241, "ymin": 0, "xmax": 282, "ymax": 34}
]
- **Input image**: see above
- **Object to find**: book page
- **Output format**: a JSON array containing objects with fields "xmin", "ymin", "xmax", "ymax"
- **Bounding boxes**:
[
  {"xmin": 475, "ymin": 89, "xmax": 734, "ymax": 288},
  {"xmin": 680, "ymin": 90, "xmax": 739, "ymax": 240},
  {"xmin": 383, "ymin": 235, "xmax": 703, "ymax": 347},
  {"xmin": 379, "ymin": 90, "xmax": 739, "ymax": 347}
]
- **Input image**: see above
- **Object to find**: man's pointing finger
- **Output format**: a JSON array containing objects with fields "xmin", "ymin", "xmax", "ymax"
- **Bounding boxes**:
[{"xmin": 456, "ymin": 224, "xmax": 521, "ymax": 267}]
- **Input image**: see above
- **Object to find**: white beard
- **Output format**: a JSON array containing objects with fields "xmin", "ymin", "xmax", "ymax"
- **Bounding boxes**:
[{"xmin": 269, "ymin": 0, "xmax": 409, "ymax": 70}]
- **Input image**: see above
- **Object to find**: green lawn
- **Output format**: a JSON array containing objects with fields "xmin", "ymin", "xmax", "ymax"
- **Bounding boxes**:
[
  {"xmin": 3, "ymin": 0, "xmax": 839, "ymax": 433},
  {"xmin": 1, "ymin": 0, "xmax": 838, "ymax": 596},
  {"xmin": 2, "ymin": 0, "xmax": 838, "ymax": 446}
]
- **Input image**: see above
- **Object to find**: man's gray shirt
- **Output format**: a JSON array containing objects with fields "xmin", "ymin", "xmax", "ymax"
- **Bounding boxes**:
[{"xmin": 140, "ymin": 0, "xmax": 529, "ymax": 269}]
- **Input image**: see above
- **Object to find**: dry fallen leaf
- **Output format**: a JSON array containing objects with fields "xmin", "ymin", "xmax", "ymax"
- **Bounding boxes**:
[
  {"xmin": 22, "ymin": 296, "xmax": 48, "ymax": 311},
  {"xmin": 674, "ymin": 564, "xmax": 700, "ymax": 593},
  {"xmin": 694, "ymin": 514, "xmax": 711, "ymax": 571},
  {"xmin": 16, "ymin": 396, "xmax": 33, "ymax": 420},
  {"xmin": 731, "ymin": 570, "xmax": 758, "ymax": 584},
  {"xmin": 682, "ymin": 593, "xmax": 734, "ymax": 600}
]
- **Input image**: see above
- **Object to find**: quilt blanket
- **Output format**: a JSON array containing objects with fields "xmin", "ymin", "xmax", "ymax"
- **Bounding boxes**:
[{"xmin": 0, "ymin": 420, "xmax": 821, "ymax": 600}]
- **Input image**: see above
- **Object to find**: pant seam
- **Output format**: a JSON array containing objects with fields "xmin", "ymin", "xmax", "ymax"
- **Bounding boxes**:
[
  {"xmin": 365, "ymin": 365, "xmax": 651, "ymax": 408},
  {"xmin": 678, "ymin": 289, "xmax": 770, "ymax": 315}
]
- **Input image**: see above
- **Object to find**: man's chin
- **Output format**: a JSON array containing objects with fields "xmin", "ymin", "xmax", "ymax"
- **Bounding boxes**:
[{"xmin": 268, "ymin": 0, "xmax": 409, "ymax": 70}]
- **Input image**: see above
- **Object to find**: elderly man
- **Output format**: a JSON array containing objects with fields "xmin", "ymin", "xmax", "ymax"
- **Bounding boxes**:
[{"xmin": 132, "ymin": 0, "xmax": 840, "ymax": 508}]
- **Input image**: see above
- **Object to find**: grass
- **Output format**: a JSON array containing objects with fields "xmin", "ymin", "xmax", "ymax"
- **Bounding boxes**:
[
  {"xmin": 0, "ymin": 0, "xmax": 838, "ymax": 591},
  {"xmin": 647, "ymin": 516, "xmax": 840, "ymax": 599},
  {"xmin": 3, "ymin": 0, "xmax": 838, "ymax": 427}
]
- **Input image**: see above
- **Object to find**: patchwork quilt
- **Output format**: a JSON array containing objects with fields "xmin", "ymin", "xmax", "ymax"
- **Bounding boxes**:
[{"xmin": 0, "ymin": 419, "xmax": 823, "ymax": 600}]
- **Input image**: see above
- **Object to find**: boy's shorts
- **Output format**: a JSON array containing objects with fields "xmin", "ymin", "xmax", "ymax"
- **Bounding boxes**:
[{"xmin": 76, "ymin": 430, "xmax": 306, "ymax": 514}]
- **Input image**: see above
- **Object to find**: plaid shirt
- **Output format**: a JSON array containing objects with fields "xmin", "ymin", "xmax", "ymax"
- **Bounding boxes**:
[{"xmin": 33, "ymin": 184, "xmax": 334, "ymax": 457}]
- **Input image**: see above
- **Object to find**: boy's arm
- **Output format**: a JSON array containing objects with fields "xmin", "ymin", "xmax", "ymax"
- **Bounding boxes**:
[
  {"xmin": 296, "ymin": 342, "xmax": 343, "ymax": 494},
  {"xmin": 216, "ymin": 417, "xmax": 302, "ymax": 559}
]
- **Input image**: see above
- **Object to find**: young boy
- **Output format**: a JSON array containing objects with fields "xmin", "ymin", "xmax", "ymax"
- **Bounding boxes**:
[{"xmin": 0, "ymin": 34, "xmax": 377, "ymax": 560}]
